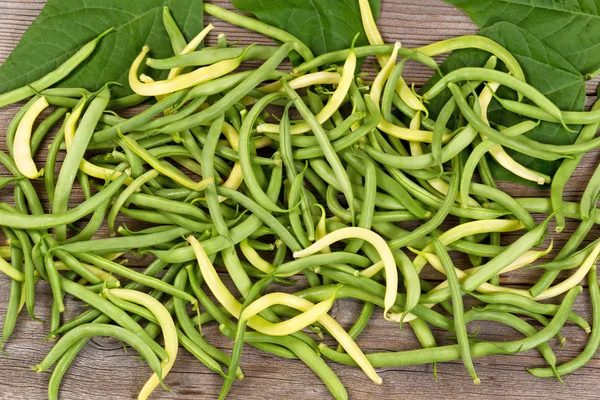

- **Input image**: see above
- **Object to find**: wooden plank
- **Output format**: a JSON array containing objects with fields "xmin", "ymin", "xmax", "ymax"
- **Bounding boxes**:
[{"xmin": 0, "ymin": 0, "xmax": 599, "ymax": 399}]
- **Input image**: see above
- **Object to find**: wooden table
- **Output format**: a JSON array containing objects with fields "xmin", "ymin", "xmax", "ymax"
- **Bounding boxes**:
[{"xmin": 1, "ymin": 1, "xmax": 600, "ymax": 399}]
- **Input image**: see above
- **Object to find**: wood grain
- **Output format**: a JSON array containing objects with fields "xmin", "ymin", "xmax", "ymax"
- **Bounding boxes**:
[{"xmin": 0, "ymin": 1, "xmax": 600, "ymax": 399}]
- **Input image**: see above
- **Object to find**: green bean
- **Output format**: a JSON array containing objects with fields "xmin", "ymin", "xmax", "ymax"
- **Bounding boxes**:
[
  {"xmin": 294, "ymin": 44, "xmax": 438, "ymax": 73},
  {"xmin": 152, "ymin": 160, "xmax": 286, "ymax": 263},
  {"xmin": 160, "ymin": 41, "xmax": 302, "ymax": 134},
  {"xmin": 364, "ymin": 119, "xmax": 478, "ymax": 170},
  {"xmin": 108, "ymin": 93, "xmax": 148, "ymax": 110},
  {"xmin": 0, "ymin": 173, "xmax": 127, "ymax": 230},
  {"xmin": 188, "ymin": 128, "xmax": 276, "ymax": 166},
  {"xmin": 58, "ymin": 278, "xmax": 168, "ymax": 361},
  {"xmin": 178, "ymin": 69, "xmax": 291, "ymax": 106},
  {"xmin": 204, "ymin": 3, "xmax": 313, "ymax": 62},
  {"xmin": 141, "ymin": 97, "xmax": 209, "ymax": 133},
  {"xmin": 219, "ymin": 325, "xmax": 347, "ymax": 400},
  {"xmin": 203, "ymin": 114, "xmax": 232, "ymax": 242},
  {"xmin": 321, "ymin": 286, "xmax": 580, "ymax": 367},
  {"xmin": 433, "ymin": 236, "xmax": 479, "ymax": 383},
  {"xmin": 463, "ymin": 309, "xmax": 558, "ymax": 374},
  {"xmin": 274, "ymin": 252, "xmax": 371, "ymax": 277},
  {"xmin": 220, "ymin": 278, "xmax": 273, "ymax": 399},
  {"xmin": 448, "ymin": 83, "xmax": 566, "ymax": 161},
  {"xmin": 389, "ymin": 158, "xmax": 459, "ymax": 250},
  {"xmin": 53, "ymin": 86, "xmax": 111, "ymax": 240},
  {"xmin": 530, "ymin": 207, "xmax": 597, "ymax": 298},
  {"xmin": 580, "ymin": 168, "xmax": 600, "ymax": 221},
  {"xmin": 55, "ymin": 226, "xmax": 189, "ymax": 254},
  {"xmin": 534, "ymin": 238, "xmax": 600, "ymax": 271},
  {"xmin": 462, "ymin": 214, "xmax": 552, "ymax": 292},
  {"xmin": 128, "ymin": 192, "xmax": 211, "ymax": 221},
  {"xmin": 337, "ymin": 302, "xmax": 375, "ymax": 353},
  {"xmin": 0, "ymin": 241, "xmax": 24, "ymax": 352},
  {"xmin": 496, "ymin": 96, "xmax": 600, "ymax": 125},
  {"xmin": 294, "ymin": 96, "xmax": 380, "ymax": 160},
  {"xmin": 149, "ymin": 45, "xmax": 279, "ymax": 69},
  {"xmin": 280, "ymin": 103, "xmax": 315, "ymax": 241},
  {"xmin": 239, "ymin": 92, "xmax": 289, "ymax": 212},
  {"xmin": 315, "ymin": 269, "xmax": 454, "ymax": 331},
  {"xmin": 417, "ymin": 36, "xmax": 525, "ymax": 90},
  {"xmin": 162, "ymin": 6, "xmax": 186, "ymax": 54},
  {"xmin": 0, "ymin": 29, "xmax": 112, "ymax": 107},
  {"xmin": 9, "ymin": 227, "xmax": 38, "ymax": 321},
  {"xmin": 217, "ymin": 186, "xmax": 302, "ymax": 252},
  {"xmin": 288, "ymin": 168, "xmax": 312, "ymax": 248},
  {"xmin": 119, "ymin": 133, "xmax": 211, "ymax": 192},
  {"xmin": 91, "ymin": 89, "xmax": 189, "ymax": 142},
  {"xmin": 464, "ymin": 182, "xmax": 536, "ymax": 230},
  {"xmin": 345, "ymin": 156, "xmax": 376, "ymax": 253},
  {"xmin": 504, "ymin": 198, "xmax": 600, "ymax": 224},
  {"xmin": 552, "ymin": 100, "xmax": 600, "ymax": 230},
  {"xmin": 42, "ymin": 119, "xmax": 65, "ymax": 205},
  {"xmin": 475, "ymin": 304, "xmax": 567, "ymax": 345},
  {"xmin": 282, "ymin": 80, "xmax": 356, "ymax": 222},
  {"xmin": 33, "ymin": 323, "xmax": 165, "ymax": 390},
  {"xmin": 30, "ymin": 107, "xmax": 68, "ymax": 155},
  {"xmin": 528, "ymin": 266, "xmax": 600, "ymax": 377},
  {"xmin": 72, "ymin": 252, "xmax": 196, "ymax": 304},
  {"xmin": 172, "ymin": 268, "xmax": 232, "ymax": 376},
  {"xmin": 107, "ymin": 169, "xmax": 159, "ymax": 234},
  {"xmin": 341, "ymin": 151, "xmax": 430, "ymax": 219},
  {"xmin": 426, "ymin": 69, "xmax": 563, "ymax": 124},
  {"xmin": 267, "ymin": 112, "xmax": 363, "ymax": 149},
  {"xmin": 469, "ymin": 292, "xmax": 590, "ymax": 333}
]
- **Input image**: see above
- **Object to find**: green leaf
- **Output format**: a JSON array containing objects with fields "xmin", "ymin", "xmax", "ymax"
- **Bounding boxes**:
[
  {"xmin": 0, "ymin": 0, "xmax": 204, "ymax": 97},
  {"xmin": 231, "ymin": 0, "xmax": 380, "ymax": 57},
  {"xmin": 444, "ymin": 0, "xmax": 600, "ymax": 76},
  {"xmin": 422, "ymin": 22, "xmax": 585, "ymax": 186}
]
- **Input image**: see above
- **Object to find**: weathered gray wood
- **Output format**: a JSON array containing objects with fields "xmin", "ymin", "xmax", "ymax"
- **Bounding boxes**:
[{"xmin": 0, "ymin": 0, "xmax": 600, "ymax": 399}]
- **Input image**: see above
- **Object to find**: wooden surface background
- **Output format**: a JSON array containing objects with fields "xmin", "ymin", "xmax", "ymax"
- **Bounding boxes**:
[{"xmin": 1, "ymin": 0, "xmax": 600, "ymax": 399}]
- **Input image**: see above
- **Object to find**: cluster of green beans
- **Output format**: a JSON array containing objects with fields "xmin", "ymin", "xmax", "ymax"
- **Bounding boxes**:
[{"xmin": 1, "ymin": 2, "xmax": 600, "ymax": 399}]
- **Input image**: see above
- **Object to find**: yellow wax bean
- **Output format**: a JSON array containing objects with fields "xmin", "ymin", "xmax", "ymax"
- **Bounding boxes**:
[{"xmin": 14, "ymin": 96, "xmax": 49, "ymax": 179}]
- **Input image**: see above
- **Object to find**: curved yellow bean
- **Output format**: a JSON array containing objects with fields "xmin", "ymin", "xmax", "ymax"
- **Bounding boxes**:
[
  {"xmin": 240, "ymin": 238, "xmax": 275, "ymax": 274},
  {"xmin": 239, "ymin": 292, "xmax": 336, "ymax": 333},
  {"xmin": 535, "ymin": 241, "xmax": 600, "ymax": 301},
  {"xmin": 14, "ymin": 96, "xmax": 49, "ymax": 179},
  {"xmin": 130, "ymin": 45, "xmax": 248, "ymax": 96},
  {"xmin": 293, "ymin": 227, "xmax": 397, "ymax": 321},
  {"xmin": 379, "ymin": 119, "xmax": 450, "ymax": 142},
  {"xmin": 260, "ymin": 71, "xmax": 341, "ymax": 93},
  {"xmin": 371, "ymin": 42, "xmax": 402, "ymax": 106},
  {"xmin": 108, "ymin": 288, "xmax": 177, "ymax": 400},
  {"xmin": 480, "ymin": 83, "xmax": 549, "ymax": 185},
  {"xmin": 257, "ymin": 45, "xmax": 356, "ymax": 135}
]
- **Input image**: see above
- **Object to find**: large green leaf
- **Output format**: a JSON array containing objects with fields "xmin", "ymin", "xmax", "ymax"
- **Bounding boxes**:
[
  {"xmin": 231, "ymin": 0, "xmax": 380, "ymax": 57},
  {"xmin": 0, "ymin": 0, "xmax": 205, "ymax": 97},
  {"xmin": 445, "ymin": 0, "xmax": 600, "ymax": 75},
  {"xmin": 422, "ymin": 22, "xmax": 586, "ymax": 186}
]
